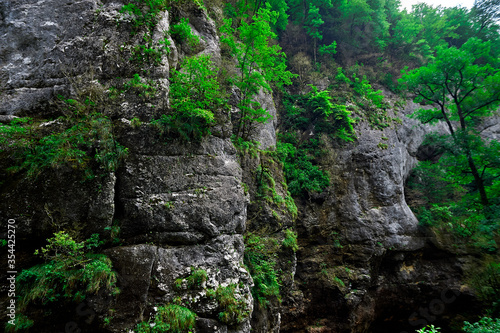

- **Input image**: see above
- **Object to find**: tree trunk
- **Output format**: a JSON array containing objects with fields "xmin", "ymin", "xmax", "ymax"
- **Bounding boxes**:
[
  {"xmin": 455, "ymin": 102, "xmax": 489, "ymax": 206},
  {"xmin": 467, "ymin": 153, "xmax": 489, "ymax": 206}
]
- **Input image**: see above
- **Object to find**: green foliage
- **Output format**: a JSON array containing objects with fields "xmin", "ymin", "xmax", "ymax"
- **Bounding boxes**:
[
  {"xmin": 17, "ymin": 232, "xmax": 118, "ymax": 313},
  {"xmin": 407, "ymin": 153, "xmax": 499, "ymax": 250},
  {"xmin": 104, "ymin": 220, "xmax": 122, "ymax": 245},
  {"xmin": 276, "ymin": 85, "xmax": 357, "ymax": 198},
  {"xmin": 256, "ymin": 162, "xmax": 281, "ymax": 204},
  {"xmin": 232, "ymin": 136, "xmax": 260, "ymax": 157},
  {"xmin": 130, "ymin": 117, "xmax": 142, "ymax": 128},
  {"xmin": 318, "ymin": 41, "xmax": 337, "ymax": 57},
  {"xmin": 123, "ymin": 74, "xmax": 158, "ymax": 98},
  {"xmin": 283, "ymin": 85, "xmax": 357, "ymax": 137},
  {"xmin": 401, "ymin": 38, "xmax": 500, "ymax": 249},
  {"xmin": 416, "ymin": 325, "xmax": 441, "ymax": 333},
  {"xmin": 463, "ymin": 317, "xmax": 500, "ymax": 333},
  {"xmin": 252, "ymin": 150, "xmax": 298, "ymax": 217},
  {"xmin": 319, "ymin": 263, "xmax": 348, "ymax": 291},
  {"xmin": 121, "ymin": 0, "xmax": 172, "ymax": 70},
  {"xmin": 177, "ymin": 267, "xmax": 208, "ymax": 290},
  {"xmin": 131, "ymin": 36, "xmax": 170, "ymax": 66},
  {"xmin": 304, "ymin": 4, "xmax": 324, "ymax": 62},
  {"xmin": 4, "ymin": 314, "xmax": 34, "ymax": 333},
  {"xmin": 406, "ymin": 160, "xmax": 463, "ymax": 206},
  {"xmin": 221, "ymin": 5, "xmax": 294, "ymax": 140},
  {"xmin": 335, "ymin": 67, "xmax": 388, "ymax": 129},
  {"xmin": 121, "ymin": 0, "xmax": 167, "ymax": 33},
  {"xmin": 468, "ymin": 262, "xmax": 500, "ymax": 316},
  {"xmin": 224, "ymin": 0, "xmax": 289, "ymax": 32},
  {"xmin": 134, "ymin": 304, "xmax": 196, "ymax": 333},
  {"xmin": 244, "ymin": 234, "xmax": 281, "ymax": 307},
  {"xmin": 276, "ymin": 141, "xmax": 329, "ymax": 198},
  {"xmin": 153, "ymin": 55, "xmax": 226, "ymax": 141},
  {"xmin": 170, "ymin": 18, "xmax": 200, "ymax": 50},
  {"xmin": 215, "ymin": 284, "xmax": 251, "ymax": 325},
  {"xmin": 282, "ymin": 229, "xmax": 298, "ymax": 252},
  {"xmin": 0, "ymin": 94, "xmax": 128, "ymax": 179},
  {"xmin": 377, "ymin": 142, "xmax": 388, "ymax": 149}
]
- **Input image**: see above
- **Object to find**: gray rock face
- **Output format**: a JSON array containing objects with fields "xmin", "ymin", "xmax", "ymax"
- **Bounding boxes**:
[
  {"xmin": 0, "ymin": 1, "xmax": 254, "ymax": 332},
  {"xmin": 117, "ymin": 130, "xmax": 247, "ymax": 245},
  {"xmin": 250, "ymin": 88, "xmax": 278, "ymax": 150},
  {"xmin": 309, "ymin": 101, "xmax": 430, "ymax": 251},
  {"xmin": 0, "ymin": 166, "xmax": 116, "ymax": 239},
  {"xmin": 0, "ymin": 0, "xmax": 99, "ymax": 115},
  {"xmin": 104, "ymin": 235, "xmax": 253, "ymax": 332},
  {"xmin": 281, "ymin": 99, "xmax": 474, "ymax": 332},
  {"xmin": 1, "ymin": 0, "xmax": 486, "ymax": 332}
]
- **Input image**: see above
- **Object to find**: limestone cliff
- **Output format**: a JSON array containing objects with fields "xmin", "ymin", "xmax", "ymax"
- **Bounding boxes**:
[{"xmin": 0, "ymin": 1, "xmax": 489, "ymax": 333}]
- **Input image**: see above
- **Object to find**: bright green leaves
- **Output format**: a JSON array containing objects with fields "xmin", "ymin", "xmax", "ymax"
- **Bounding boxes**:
[
  {"xmin": 306, "ymin": 85, "xmax": 333, "ymax": 118},
  {"xmin": 304, "ymin": 4, "xmax": 324, "ymax": 62},
  {"xmin": 278, "ymin": 143, "xmax": 330, "ymax": 197},
  {"xmin": 121, "ymin": 0, "xmax": 172, "ymax": 70},
  {"xmin": 170, "ymin": 18, "xmax": 200, "ymax": 51},
  {"xmin": 305, "ymin": 86, "xmax": 355, "ymax": 140},
  {"xmin": 135, "ymin": 304, "xmax": 197, "ymax": 333},
  {"xmin": 17, "ymin": 232, "xmax": 118, "ymax": 314},
  {"xmin": 221, "ymin": 5, "xmax": 295, "ymax": 140},
  {"xmin": 401, "ymin": 38, "xmax": 500, "ymax": 134},
  {"xmin": 154, "ymin": 54, "xmax": 225, "ymax": 141},
  {"xmin": 318, "ymin": 41, "xmax": 337, "ymax": 56},
  {"xmin": 0, "ymin": 108, "xmax": 127, "ymax": 179},
  {"xmin": 222, "ymin": 6, "xmax": 293, "ymax": 90},
  {"xmin": 120, "ymin": 0, "xmax": 167, "ymax": 33},
  {"xmin": 463, "ymin": 317, "xmax": 500, "ymax": 333},
  {"xmin": 170, "ymin": 55, "xmax": 223, "ymax": 115},
  {"xmin": 277, "ymin": 84, "xmax": 357, "ymax": 197},
  {"xmin": 304, "ymin": 5, "xmax": 324, "ymax": 40},
  {"xmin": 244, "ymin": 234, "xmax": 281, "ymax": 307},
  {"xmin": 402, "ymin": 37, "xmax": 500, "ymax": 248}
]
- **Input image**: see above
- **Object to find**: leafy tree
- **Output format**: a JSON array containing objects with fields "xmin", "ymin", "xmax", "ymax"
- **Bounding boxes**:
[
  {"xmin": 384, "ymin": 9, "xmax": 430, "ymax": 61},
  {"xmin": 401, "ymin": 37, "xmax": 500, "ymax": 206},
  {"xmin": 225, "ymin": 0, "xmax": 290, "ymax": 32},
  {"xmin": 472, "ymin": 0, "xmax": 500, "ymax": 35},
  {"xmin": 304, "ymin": 5, "xmax": 324, "ymax": 63},
  {"xmin": 221, "ymin": 5, "xmax": 294, "ymax": 140},
  {"xmin": 154, "ymin": 55, "xmax": 226, "ymax": 141}
]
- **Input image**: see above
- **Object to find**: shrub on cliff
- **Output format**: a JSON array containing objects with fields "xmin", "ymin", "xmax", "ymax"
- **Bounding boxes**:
[{"xmin": 154, "ymin": 54, "xmax": 227, "ymax": 141}]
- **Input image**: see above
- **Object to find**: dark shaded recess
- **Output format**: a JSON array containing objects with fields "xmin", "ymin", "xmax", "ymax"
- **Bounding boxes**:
[
  {"xmin": 416, "ymin": 144, "xmax": 444, "ymax": 163},
  {"xmin": 369, "ymin": 245, "xmax": 483, "ymax": 333},
  {"xmin": 17, "ymin": 300, "xmax": 110, "ymax": 333}
]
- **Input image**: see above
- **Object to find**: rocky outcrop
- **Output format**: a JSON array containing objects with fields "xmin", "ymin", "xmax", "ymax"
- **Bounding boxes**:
[
  {"xmin": 0, "ymin": 0, "xmax": 488, "ymax": 332},
  {"xmin": 102, "ymin": 236, "xmax": 253, "ymax": 333},
  {"xmin": 0, "ymin": 1, "xmax": 255, "ymax": 332},
  {"xmin": 280, "ymin": 99, "xmax": 479, "ymax": 333}
]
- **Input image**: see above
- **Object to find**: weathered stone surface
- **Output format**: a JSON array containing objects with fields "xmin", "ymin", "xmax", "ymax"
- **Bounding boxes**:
[
  {"xmin": 250, "ymin": 88, "xmax": 278, "ymax": 150},
  {"xmin": 104, "ymin": 244, "xmax": 157, "ymax": 330},
  {"xmin": 116, "ymin": 131, "xmax": 247, "ymax": 245},
  {"xmin": 0, "ymin": 166, "xmax": 116, "ymax": 239},
  {"xmin": 103, "ymin": 235, "xmax": 253, "ymax": 332},
  {"xmin": 0, "ymin": 1, "xmax": 253, "ymax": 332},
  {"xmin": 1, "ymin": 0, "xmax": 98, "ymax": 115},
  {"xmin": 1, "ymin": 0, "xmax": 491, "ymax": 332},
  {"xmin": 281, "ymin": 98, "xmax": 475, "ymax": 332}
]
